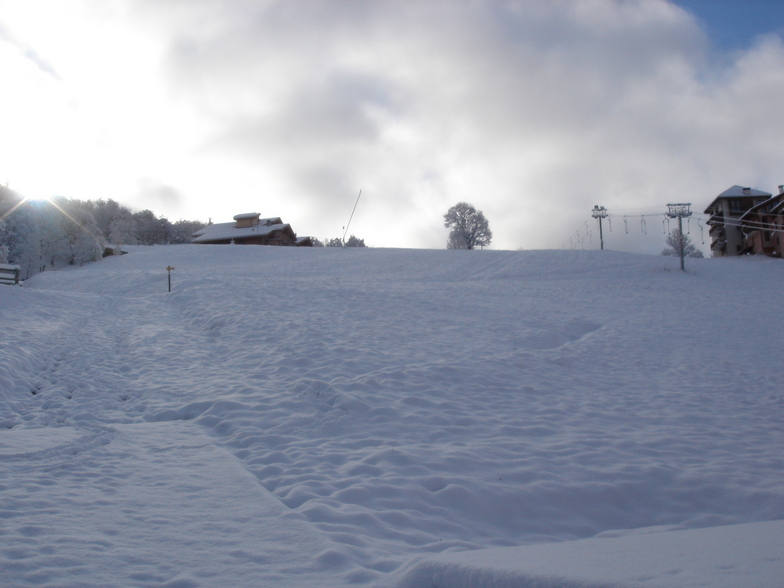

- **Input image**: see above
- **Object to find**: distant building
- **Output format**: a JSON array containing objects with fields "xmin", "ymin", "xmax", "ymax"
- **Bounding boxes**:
[
  {"xmin": 738, "ymin": 186, "xmax": 784, "ymax": 257},
  {"xmin": 192, "ymin": 213, "xmax": 311, "ymax": 246},
  {"xmin": 704, "ymin": 186, "xmax": 771, "ymax": 257}
]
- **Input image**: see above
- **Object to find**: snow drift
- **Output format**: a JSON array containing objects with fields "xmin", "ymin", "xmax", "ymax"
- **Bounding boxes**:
[{"xmin": 0, "ymin": 245, "xmax": 782, "ymax": 587}]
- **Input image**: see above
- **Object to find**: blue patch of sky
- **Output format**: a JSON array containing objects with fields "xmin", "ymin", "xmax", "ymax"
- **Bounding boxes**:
[{"xmin": 674, "ymin": 0, "xmax": 784, "ymax": 51}]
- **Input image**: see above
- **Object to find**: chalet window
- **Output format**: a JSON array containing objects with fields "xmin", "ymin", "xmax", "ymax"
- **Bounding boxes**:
[{"xmin": 730, "ymin": 200, "xmax": 742, "ymax": 212}]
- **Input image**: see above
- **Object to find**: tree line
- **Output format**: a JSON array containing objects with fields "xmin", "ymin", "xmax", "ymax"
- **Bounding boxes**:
[
  {"xmin": 0, "ymin": 185, "xmax": 206, "ymax": 279},
  {"xmin": 1, "ymin": 185, "xmax": 497, "ymax": 283},
  {"xmin": 312, "ymin": 235, "xmax": 366, "ymax": 247}
]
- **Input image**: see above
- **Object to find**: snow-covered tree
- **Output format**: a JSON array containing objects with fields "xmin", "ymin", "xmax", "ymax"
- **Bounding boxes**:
[
  {"xmin": 39, "ymin": 210, "xmax": 70, "ymax": 269},
  {"xmin": 0, "ymin": 217, "xmax": 9, "ymax": 264},
  {"xmin": 134, "ymin": 209, "xmax": 168, "ymax": 245},
  {"xmin": 345, "ymin": 235, "xmax": 366, "ymax": 247},
  {"xmin": 444, "ymin": 202, "xmax": 492, "ymax": 250},
  {"xmin": 44, "ymin": 199, "xmax": 103, "ymax": 266},
  {"xmin": 4, "ymin": 206, "xmax": 42, "ymax": 278},
  {"xmin": 169, "ymin": 219, "xmax": 206, "ymax": 244},
  {"xmin": 109, "ymin": 211, "xmax": 138, "ymax": 246},
  {"xmin": 67, "ymin": 209, "xmax": 104, "ymax": 265},
  {"xmin": 0, "ymin": 187, "xmax": 10, "ymax": 264},
  {"xmin": 91, "ymin": 198, "xmax": 127, "ymax": 241},
  {"xmin": 0, "ymin": 186, "xmax": 205, "ymax": 277},
  {"xmin": 0, "ymin": 187, "xmax": 39, "ymax": 276},
  {"xmin": 36, "ymin": 198, "xmax": 73, "ymax": 271},
  {"xmin": 662, "ymin": 228, "xmax": 704, "ymax": 258}
]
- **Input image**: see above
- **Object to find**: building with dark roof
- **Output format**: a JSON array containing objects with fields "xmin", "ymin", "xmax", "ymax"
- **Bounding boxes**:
[{"xmin": 704, "ymin": 186, "xmax": 771, "ymax": 257}]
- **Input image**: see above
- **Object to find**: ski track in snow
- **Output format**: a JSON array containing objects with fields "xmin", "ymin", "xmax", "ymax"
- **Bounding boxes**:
[{"xmin": 1, "ymin": 245, "xmax": 783, "ymax": 586}]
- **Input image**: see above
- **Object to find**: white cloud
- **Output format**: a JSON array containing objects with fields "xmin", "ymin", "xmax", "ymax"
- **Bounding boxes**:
[{"xmin": 2, "ymin": 0, "xmax": 784, "ymax": 251}]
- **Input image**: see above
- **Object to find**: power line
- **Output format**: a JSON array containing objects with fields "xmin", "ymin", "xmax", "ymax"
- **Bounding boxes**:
[
  {"xmin": 563, "ymin": 201, "xmax": 784, "ymax": 252},
  {"xmin": 706, "ymin": 216, "xmax": 784, "ymax": 233}
]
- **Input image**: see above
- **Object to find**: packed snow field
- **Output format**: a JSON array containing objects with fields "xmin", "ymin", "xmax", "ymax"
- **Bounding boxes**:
[{"xmin": 1, "ymin": 245, "xmax": 782, "ymax": 587}]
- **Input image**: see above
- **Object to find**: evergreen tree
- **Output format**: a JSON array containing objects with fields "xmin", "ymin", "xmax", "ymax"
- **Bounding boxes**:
[{"xmin": 345, "ymin": 235, "xmax": 366, "ymax": 247}]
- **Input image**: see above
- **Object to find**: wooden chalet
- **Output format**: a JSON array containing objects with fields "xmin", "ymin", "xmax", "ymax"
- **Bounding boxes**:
[{"xmin": 192, "ymin": 213, "xmax": 311, "ymax": 246}]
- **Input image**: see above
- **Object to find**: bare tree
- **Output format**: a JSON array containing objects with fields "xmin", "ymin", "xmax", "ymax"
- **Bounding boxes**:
[{"xmin": 443, "ymin": 202, "xmax": 492, "ymax": 250}]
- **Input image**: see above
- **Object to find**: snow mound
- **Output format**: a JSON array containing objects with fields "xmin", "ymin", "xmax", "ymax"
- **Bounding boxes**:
[
  {"xmin": 1, "ymin": 245, "xmax": 782, "ymax": 586},
  {"xmin": 386, "ymin": 520, "xmax": 784, "ymax": 588}
]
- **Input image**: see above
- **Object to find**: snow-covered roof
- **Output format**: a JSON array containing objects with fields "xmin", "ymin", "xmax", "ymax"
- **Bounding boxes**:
[
  {"xmin": 233, "ymin": 212, "xmax": 261, "ymax": 221},
  {"xmin": 716, "ymin": 185, "xmax": 771, "ymax": 198},
  {"xmin": 192, "ymin": 221, "xmax": 292, "ymax": 244},
  {"xmin": 704, "ymin": 185, "xmax": 774, "ymax": 214},
  {"xmin": 192, "ymin": 222, "xmax": 233, "ymax": 238}
]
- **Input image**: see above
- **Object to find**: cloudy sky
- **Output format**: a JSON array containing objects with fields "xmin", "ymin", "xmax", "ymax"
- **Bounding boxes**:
[{"xmin": 2, "ymin": 0, "xmax": 784, "ymax": 251}]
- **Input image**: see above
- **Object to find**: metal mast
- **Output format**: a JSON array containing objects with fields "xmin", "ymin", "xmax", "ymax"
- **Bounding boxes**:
[
  {"xmin": 666, "ymin": 203, "xmax": 692, "ymax": 271},
  {"xmin": 591, "ymin": 205, "xmax": 608, "ymax": 250}
]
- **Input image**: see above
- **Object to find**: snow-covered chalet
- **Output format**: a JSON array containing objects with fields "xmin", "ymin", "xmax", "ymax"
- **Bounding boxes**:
[{"xmin": 191, "ymin": 213, "xmax": 312, "ymax": 246}]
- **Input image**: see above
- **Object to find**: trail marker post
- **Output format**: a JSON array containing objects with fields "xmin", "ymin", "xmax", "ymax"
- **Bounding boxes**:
[
  {"xmin": 166, "ymin": 266, "xmax": 175, "ymax": 292},
  {"xmin": 666, "ymin": 203, "xmax": 692, "ymax": 271}
]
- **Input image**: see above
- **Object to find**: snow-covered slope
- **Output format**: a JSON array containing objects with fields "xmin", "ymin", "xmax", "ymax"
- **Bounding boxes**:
[{"xmin": 1, "ymin": 245, "xmax": 782, "ymax": 587}]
